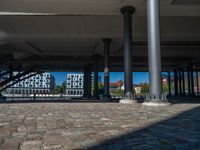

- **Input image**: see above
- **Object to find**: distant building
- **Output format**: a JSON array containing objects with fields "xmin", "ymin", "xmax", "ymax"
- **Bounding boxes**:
[
  {"xmin": 109, "ymin": 80, "xmax": 143, "ymax": 94},
  {"xmin": 110, "ymin": 80, "xmax": 124, "ymax": 92},
  {"xmin": 66, "ymin": 73, "xmax": 84, "ymax": 97},
  {"xmin": 134, "ymin": 85, "xmax": 142, "ymax": 94},
  {"xmin": 6, "ymin": 72, "xmax": 55, "ymax": 94}
]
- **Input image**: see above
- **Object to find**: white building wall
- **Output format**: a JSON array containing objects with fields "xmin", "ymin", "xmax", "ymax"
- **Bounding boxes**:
[
  {"xmin": 66, "ymin": 73, "xmax": 84, "ymax": 97},
  {"xmin": 6, "ymin": 72, "xmax": 55, "ymax": 94}
]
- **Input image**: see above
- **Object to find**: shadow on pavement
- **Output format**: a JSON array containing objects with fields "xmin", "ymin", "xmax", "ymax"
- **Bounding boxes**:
[
  {"xmin": 87, "ymin": 106, "xmax": 200, "ymax": 150},
  {"xmin": 168, "ymin": 96, "xmax": 200, "ymax": 105}
]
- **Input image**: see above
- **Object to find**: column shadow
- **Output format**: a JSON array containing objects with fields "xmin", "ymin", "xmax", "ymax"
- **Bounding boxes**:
[{"xmin": 87, "ymin": 106, "xmax": 200, "ymax": 150}]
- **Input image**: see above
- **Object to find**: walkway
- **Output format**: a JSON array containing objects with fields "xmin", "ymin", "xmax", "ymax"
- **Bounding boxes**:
[{"xmin": 0, "ymin": 102, "xmax": 199, "ymax": 150}]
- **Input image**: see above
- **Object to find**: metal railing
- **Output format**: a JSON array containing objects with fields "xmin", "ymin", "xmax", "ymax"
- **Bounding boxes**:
[{"xmin": 2, "ymin": 94, "xmax": 72, "ymax": 102}]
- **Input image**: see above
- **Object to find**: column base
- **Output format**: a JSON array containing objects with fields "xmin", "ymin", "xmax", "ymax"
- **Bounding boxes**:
[
  {"xmin": 81, "ymin": 95, "xmax": 92, "ymax": 100},
  {"xmin": 143, "ymin": 99, "xmax": 170, "ymax": 106},
  {"xmin": 119, "ymin": 92, "xmax": 137, "ymax": 104},
  {"xmin": 102, "ymin": 96, "xmax": 111, "ymax": 101},
  {"xmin": 90, "ymin": 96, "xmax": 100, "ymax": 100},
  {"xmin": 81, "ymin": 96, "xmax": 88, "ymax": 100},
  {"xmin": 119, "ymin": 99, "xmax": 137, "ymax": 104}
]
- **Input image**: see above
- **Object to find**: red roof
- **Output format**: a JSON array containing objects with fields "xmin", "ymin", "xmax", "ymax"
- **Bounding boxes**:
[{"xmin": 110, "ymin": 80, "xmax": 123, "ymax": 87}]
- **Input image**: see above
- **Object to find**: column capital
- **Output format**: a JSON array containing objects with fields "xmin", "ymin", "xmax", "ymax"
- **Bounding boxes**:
[
  {"xmin": 102, "ymin": 38, "xmax": 112, "ymax": 43},
  {"xmin": 120, "ymin": 6, "xmax": 135, "ymax": 15},
  {"xmin": 93, "ymin": 54, "xmax": 100, "ymax": 57}
]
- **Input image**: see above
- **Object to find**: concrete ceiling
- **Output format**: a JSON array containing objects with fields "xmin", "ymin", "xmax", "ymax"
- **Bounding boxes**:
[
  {"xmin": 0, "ymin": 0, "xmax": 200, "ymax": 72},
  {"xmin": 0, "ymin": 0, "xmax": 200, "ymax": 16},
  {"xmin": 171, "ymin": 0, "xmax": 200, "ymax": 5}
]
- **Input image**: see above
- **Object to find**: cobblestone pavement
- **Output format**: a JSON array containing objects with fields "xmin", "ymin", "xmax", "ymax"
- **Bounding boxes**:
[{"xmin": 0, "ymin": 102, "xmax": 200, "ymax": 150}]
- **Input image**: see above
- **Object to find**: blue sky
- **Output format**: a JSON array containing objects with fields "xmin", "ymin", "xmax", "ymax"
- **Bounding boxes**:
[{"xmin": 51, "ymin": 72, "xmax": 149, "ymax": 85}]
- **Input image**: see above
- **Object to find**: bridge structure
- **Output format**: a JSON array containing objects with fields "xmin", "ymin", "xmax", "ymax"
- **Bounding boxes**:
[{"xmin": 0, "ymin": 0, "xmax": 200, "ymax": 104}]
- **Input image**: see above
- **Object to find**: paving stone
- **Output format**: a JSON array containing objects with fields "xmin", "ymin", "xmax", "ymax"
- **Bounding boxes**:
[
  {"xmin": 22, "ymin": 140, "xmax": 42, "ymax": 146},
  {"xmin": 44, "ymin": 144, "xmax": 63, "ymax": 150},
  {"xmin": 17, "ymin": 125, "xmax": 27, "ymax": 132},
  {"xmin": 20, "ymin": 144, "xmax": 41, "ymax": 150},
  {"xmin": 12, "ymin": 132, "xmax": 26, "ymax": 137},
  {"xmin": 0, "ymin": 103, "xmax": 199, "ymax": 149},
  {"xmin": 0, "ymin": 137, "xmax": 22, "ymax": 150}
]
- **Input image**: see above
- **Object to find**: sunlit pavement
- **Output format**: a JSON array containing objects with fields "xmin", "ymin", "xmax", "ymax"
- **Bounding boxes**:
[{"xmin": 0, "ymin": 102, "xmax": 200, "ymax": 150}]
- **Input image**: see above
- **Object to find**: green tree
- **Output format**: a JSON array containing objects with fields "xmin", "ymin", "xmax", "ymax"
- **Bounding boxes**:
[
  {"xmin": 111, "ymin": 89, "xmax": 124, "ymax": 97},
  {"xmin": 98, "ymin": 82, "xmax": 104, "ymax": 95},
  {"xmin": 141, "ymin": 83, "xmax": 149, "ymax": 94},
  {"xmin": 98, "ymin": 82, "xmax": 104, "ymax": 89},
  {"xmin": 55, "ymin": 85, "xmax": 61, "ymax": 94},
  {"xmin": 162, "ymin": 83, "xmax": 168, "ymax": 95},
  {"xmin": 55, "ymin": 81, "xmax": 66, "ymax": 94}
]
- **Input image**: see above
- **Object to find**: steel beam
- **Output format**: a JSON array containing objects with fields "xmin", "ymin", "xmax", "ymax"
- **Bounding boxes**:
[
  {"xmin": 0, "ymin": 70, "xmax": 32, "ymax": 87},
  {"xmin": 0, "ymin": 72, "xmax": 41, "ymax": 92}
]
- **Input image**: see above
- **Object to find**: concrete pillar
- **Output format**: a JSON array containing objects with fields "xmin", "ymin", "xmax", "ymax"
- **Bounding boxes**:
[
  {"xmin": 93, "ymin": 55, "xmax": 99, "ymax": 99},
  {"xmin": 168, "ymin": 72, "xmax": 171, "ymax": 96},
  {"xmin": 147, "ymin": 0, "xmax": 163, "ymax": 102},
  {"xmin": 103, "ymin": 38, "xmax": 111, "ymax": 100},
  {"xmin": 120, "ymin": 6, "xmax": 137, "ymax": 104},
  {"xmin": 187, "ymin": 67, "xmax": 191, "ymax": 96},
  {"xmin": 178, "ymin": 69, "xmax": 182, "ymax": 95},
  {"xmin": 182, "ymin": 69, "xmax": 186, "ymax": 96},
  {"xmin": 174, "ymin": 69, "xmax": 178, "ymax": 96}
]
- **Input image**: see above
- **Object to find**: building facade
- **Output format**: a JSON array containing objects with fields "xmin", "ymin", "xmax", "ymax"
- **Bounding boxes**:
[
  {"xmin": 66, "ymin": 73, "xmax": 84, "ymax": 97},
  {"xmin": 6, "ymin": 72, "xmax": 55, "ymax": 94}
]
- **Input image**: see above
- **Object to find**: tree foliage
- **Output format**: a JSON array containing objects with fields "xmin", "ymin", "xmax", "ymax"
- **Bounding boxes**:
[
  {"xmin": 141, "ymin": 83, "xmax": 149, "ymax": 94},
  {"xmin": 111, "ymin": 89, "xmax": 124, "ymax": 97},
  {"xmin": 55, "ymin": 81, "xmax": 66, "ymax": 94}
]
